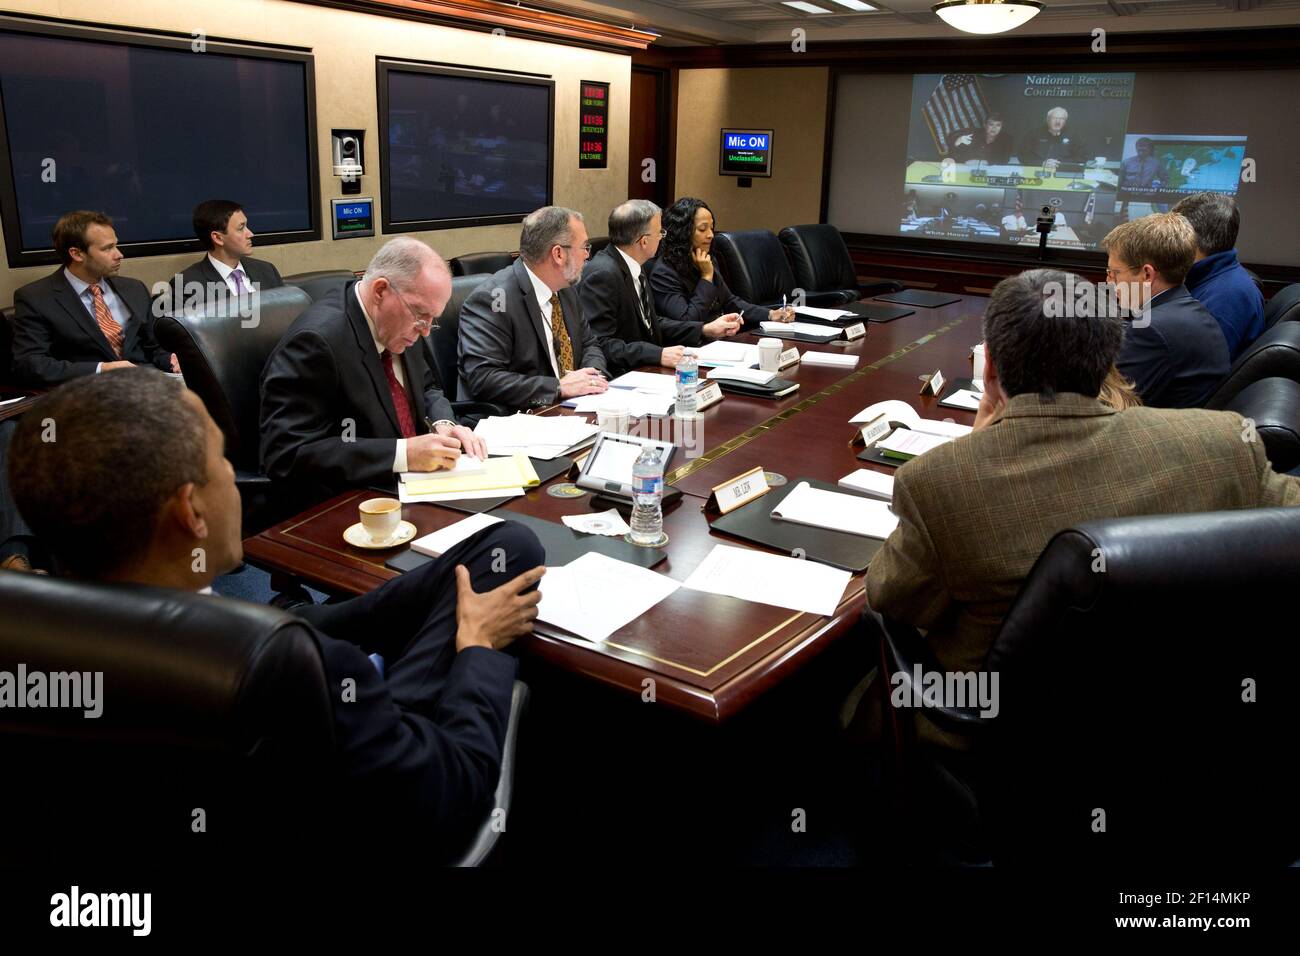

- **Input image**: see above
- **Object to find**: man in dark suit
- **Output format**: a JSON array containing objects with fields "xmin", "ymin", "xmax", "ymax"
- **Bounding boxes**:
[
  {"xmin": 1104, "ymin": 213, "xmax": 1230, "ymax": 408},
  {"xmin": 11, "ymin": 210, "xmax": 177, "ymax": 388},
  {"xmin": 1018, "ymin": 106, "xmax": 1087, "ymax": 171},
  {"xmin": 580, "ymin": 199, "xmax": 740, "ymax": 376},
  {"xmin": 7, "ymin": 368, "xmax": 546, "ymax": 840},
  {"xmin": 458, "ymin": 206, "xmax": 608, "ymax": 411},
  {"xmin": 260, "ymin": 236, "xmax": 487, "ymax": 505},
  {"xmin": 162, "ymin": 199, "xmax": 284, "ymax": 315}
]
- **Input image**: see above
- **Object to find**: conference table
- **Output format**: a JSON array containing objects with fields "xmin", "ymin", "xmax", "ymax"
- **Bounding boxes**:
[{"xmin": 243, "ymin": 294, "xmax": 986, "ymax": 723}]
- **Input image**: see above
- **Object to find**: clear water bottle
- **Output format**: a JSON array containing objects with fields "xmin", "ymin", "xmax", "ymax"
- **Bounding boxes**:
[
  {"xmin": 675, "ymin": 348, "xmax": 699, "ymax": 419},
  {"xmin": 629, "ymin": 444, "xmax": 665, "ymax": 546}
]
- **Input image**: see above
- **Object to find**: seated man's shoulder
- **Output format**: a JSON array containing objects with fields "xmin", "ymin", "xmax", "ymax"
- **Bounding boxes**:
[
  {"xmin": 1119, "ymin": 404, "xmax": 1247, "ymax": 441},
  {"xmin": 14, "ymin": 269, "xmax": 61, "ymax": 304}
]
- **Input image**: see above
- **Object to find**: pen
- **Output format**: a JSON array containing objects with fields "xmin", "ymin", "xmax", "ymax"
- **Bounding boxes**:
[
  {"xmin": 423, "ymin": 416, "xmax": 436, "ymax": 433},
  {"xmin": 782, "ymin": 293, "xmax": 786, "ymax": 312}
]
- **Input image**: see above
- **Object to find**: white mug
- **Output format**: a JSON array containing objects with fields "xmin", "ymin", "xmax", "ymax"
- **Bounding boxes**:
[
  {"xmin": 758, "ymin": 337, "xmax": 783, "ymax": 373},
  {"xmin": 359, "ymin": 497, "xmax": 402, "ymax": 543},
  {"xmin": 597, "ymin": 403, "xmax": 630, "ymax": 434},
  {"xmin": 972, "ymin": 342, "xmax": 987, "ymax": 383}
]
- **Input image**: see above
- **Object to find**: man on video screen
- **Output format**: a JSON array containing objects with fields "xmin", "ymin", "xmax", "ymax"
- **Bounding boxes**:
[{"xmin": 1019, "ymin": 107, "xmax": 1088, "ymax": 171}]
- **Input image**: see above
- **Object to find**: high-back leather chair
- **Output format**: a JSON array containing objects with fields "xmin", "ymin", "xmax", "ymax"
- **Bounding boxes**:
[
  {"xmin": 588, "ymin": 236, "xmax": 611, "ymax": 256},
  {"xmin": 869, "ymin": 508, "xmax": 1300, "ymax": 867},
  {"xmin": 1204, "ymin": 320, "xmax": 1300, "ymax": 409},
  {"xmin": 282, "ymin": 269, "xmax": 355, "ymax": 303},
  {"xmin": 154, "ymin": 285, "xmax": 312, "ymax": 532},
  {"xmin": 778, "ymin": 223, "xmax": 904, "ymax": 305},
  {"xmin": 450, "ymin": 251, "xmax": 514, "ymax": 277},
  {"xmin": 0, "ymin": 572, "xmax": 528, "ymax": 865},
  {"xmin": 712, "ymin": 229, "xmax": 796, "ymax": 309},
  {"xmin": 421, "ymin": 273, "xmax": 506, "ymax": 420},
  {"xmin": 1264, "ymin": 283, "xmax": 1300, "ymax": 331},
  {"xmin": 1221, "ymin": 377, "xmax": 1300, "ymax": 473}
]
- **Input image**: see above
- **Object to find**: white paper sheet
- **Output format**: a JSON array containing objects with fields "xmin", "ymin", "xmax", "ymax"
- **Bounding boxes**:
[
  {"xmin": 761, "ymin": 321, "xmax": 840, "ymax": 338},
  {"xmin": 537, "ymin": 552, "xmax": 680, "ymax": 642},
  {"xmin": 940, "ymin": 388, "xmax": 983, "ymax": 411},
  {"xmin": 849, "ymin": 399, "xmax": 971, "ymax": 438},
  {"xmin": 560, "ymin": 509, "xmax": 631, "ymax": 537},
  {"xmin": 410, "ymin": 513, "xmax": 502, "ymax": 557},
  {"xmin": 770, "ymin": 481, "xmax": 899, "ymax": 540},
  {"xmin": 837, "ymin": 469, "xmax": 895, "ymax": 501},
  {"xmin": 606, "ymin": 371, "xmax": 680, "ymax": 394},
  {"xmin": 680, "ymin": 544, "xmax": 852, "ymax": 617},
  {"xmin": 877, "ymin": 428, "xmax": 951, "ymax": 459},
  {"xmin": 569, "ymin": 390, "xmax": 675, "ymax": 417},
  {"xmin": 793, "ymin": 305, "xmax": 855, "ymax": 321},
  {"xmin": 800, "ymin": 351, "xmax": 858, "ymax": 368},
  {"xmin": 397, "ymin": 485, "xmax": 525, "ymax": 505},
  {"xmin": 694, "ymin": 341, "xmax": 759, "ymax": 367},
  {"xmin": 473, "ymin": 413, "xmax": 600, "ymax": 459},
  {"xmin": 706, "ymin": 366, "xmax": 777, "ymax": 386}
]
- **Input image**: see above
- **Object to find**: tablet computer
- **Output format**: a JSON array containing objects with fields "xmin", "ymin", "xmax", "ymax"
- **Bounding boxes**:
[{"xmin": 575, "ymin": 431, "xmax": 675, "ymax": 499}]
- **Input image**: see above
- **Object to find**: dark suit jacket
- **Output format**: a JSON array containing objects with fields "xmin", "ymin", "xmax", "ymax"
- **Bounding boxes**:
[
  {"xmin": 1117, "ymin": 284, "xmax": 1230, "ymax": 409},
  {"xmin": 177, "ymin": 254, "xmax": 283, "ymax": 305},
  {"xmin": 260, "ymin": 280, "xmax": 455, "ymax": 500},
  {"xmin": 579, "ymin": 245, "xmax": 703, "ymax": 375},
  {"xmin": 458, "ymin": 258, "xmax": 607, "ymax": 411},
  {"xmin": 649, "ymin": 256, "xmax": 767, "ymax": 331},
  {"xmin": 1018, "ymin": 127, "xmax": 1087, "ymax": 166},
  {"xmin": 12, "ymin": 269, "xmax": 172, "ymax": 388}
]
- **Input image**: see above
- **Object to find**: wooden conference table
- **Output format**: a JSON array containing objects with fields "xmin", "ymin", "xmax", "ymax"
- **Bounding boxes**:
[{"xmin": 244, "ymin": 294, "xmax": 986, "ymax": 722}]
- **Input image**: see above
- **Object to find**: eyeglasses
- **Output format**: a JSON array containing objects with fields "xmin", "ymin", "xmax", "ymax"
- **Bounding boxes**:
[
  {"xmin": 640, "ymin": 229, "xmax": 668, "ymax": 240},
  {"xmin": 558, "ymin": 242, "xmax": 593, "ymax": 254},
  {"xmin": 1104, "ymin": 267, "xmax": 1125, "ymax": 281},
  {"xmin": 390, "ymin": 285, "xmax": 435, "ymax": 331}
]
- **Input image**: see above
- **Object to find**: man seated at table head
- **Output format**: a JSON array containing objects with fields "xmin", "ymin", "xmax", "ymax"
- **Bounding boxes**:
[
  {"xmin": 867, "ymin": 267, "xmax": 1300, "ymax": 685},
  {"xmin": 1170, "ymin": 192, "xmax": 1264, "ymax": 360},
  {"xmin": 171, "ymin": 199, "xmax": 284, "ymax": 312},
  {"xmin": 12, "ymin": 210, "xmax": 178, "ymax": 388},
  {"xmin": 1017, "ymin": 106, "xmax": 1086, "ymax": 171},
  {"xmin": 8, "ymin": 368, "xmax": 546, "ymax": 840},
  {"xmin": 458, "ymin": 205, "xmax": 609, "ymax": 411},
  {"xmin": 1104, "ymin": 212, "xmax": 1230, "ymax": 408},
  {"xmin": 580, "ymin": 199, "xmax": 741, "ymax": 377},
  {"xmin": 261, "ymin": 236, "xmax": 487, "ymax": 507}
]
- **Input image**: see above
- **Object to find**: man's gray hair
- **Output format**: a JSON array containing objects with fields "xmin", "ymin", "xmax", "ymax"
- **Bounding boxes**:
[
  {"xmin": 519, "ymin": 206, "xmax": 583, "ymax": 265},
  {"xmin": 609, "ymin": 199, "xmax": 660, "ymax": 247},
  {"xmin": 362, "ymin": 236, "xmax": 447, "ymax": 287},
  {"xmin": 1171, "ymin": 192, "xmax": 1240, "ymax": 257},
  {"xmin": 1046, "ymin": 106, "xmax": 1069, "ymax": 121}
]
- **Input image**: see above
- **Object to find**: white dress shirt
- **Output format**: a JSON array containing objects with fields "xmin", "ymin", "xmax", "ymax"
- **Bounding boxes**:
[
  {"xmin": 523, "ymin": 262, "xmax": 562, "ymax": 379},
  {"xmin": 208, "ymin": 254, "xmax": 251, "ymax": 298},
  {"xmin": 355, "ymin": 284, "xmax": 409, "ymax": 473},
  {"xmin": 615, "ymin": 246, "xmax": 651, "ymax": 330}
]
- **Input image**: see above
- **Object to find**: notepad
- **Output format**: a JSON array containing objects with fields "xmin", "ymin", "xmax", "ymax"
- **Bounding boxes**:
[
  {"xmin": 681, "ymin": 544, "xmax": 852, "ymax": 617},
  {"xmin": 793, "ymin": 305, "xmax": 855, "ymax": 321},
  {"xmin": 760, "ymin": 320, "xmax": 842, "ymax": 338},
  {"xmin": 398, "ymin": 455, "xmax": 486, "ymax": 485},
  {"xmin": 801, "ymin": 351, "xmax": 858, "ymax": 368},
  {"xmin": 411, "ymin": 513, "xmax": 502, "ymax": 558},
  {"xmin": 770, "ymin": 481, "xmax": 899, "ymax": 540},
  {"xmin": 876, "ymin": 429, "xmax": 950, "ymax": 461},
  {"xmin": 837, "ymin": 469, "xmax": 895, "ymax": 501},
  {"xmin": 401, "ymin": 453, "xmax": 539, "ymax": 495},
  {"xmin": 849, "ymin": 399, "xmax": 972, "ymax": 439},
  {"xmin": 694, "ymin": 341, "xmax": 759, "ymax": 367},
  {"xmin": 940, "ymin": 388, "xmax": 983, "ymax": 411}
]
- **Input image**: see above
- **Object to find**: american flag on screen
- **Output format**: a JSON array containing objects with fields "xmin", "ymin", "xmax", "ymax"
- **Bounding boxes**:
[{"xmin": 923, "ymin": 74, "xmax": 990, "ymax": 155}]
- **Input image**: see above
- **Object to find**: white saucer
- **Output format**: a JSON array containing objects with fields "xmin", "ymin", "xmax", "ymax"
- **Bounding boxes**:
[{"xmin": 343, "ymin": 520, "xmax": 417, "ymax": 550}]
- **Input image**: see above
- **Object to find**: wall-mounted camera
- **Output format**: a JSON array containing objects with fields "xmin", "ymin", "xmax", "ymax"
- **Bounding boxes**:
[{"xmin": 331, "ymin": 129, "xmax": 365, "ymax": 195}]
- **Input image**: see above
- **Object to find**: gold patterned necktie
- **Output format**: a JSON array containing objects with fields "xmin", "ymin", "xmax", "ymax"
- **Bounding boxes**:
[
  {"xmin": 549, "ymin": 293, "xmax": 575, "ymax": 375},
  {"xmin": 88, "ymin": 283, "xmax": 124, "ymax": 359}
]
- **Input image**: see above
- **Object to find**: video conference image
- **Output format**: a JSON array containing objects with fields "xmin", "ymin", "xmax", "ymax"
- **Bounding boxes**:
[{"xmin": 902, "ymin": 72, "xmax": 1247, "ymax": 251}]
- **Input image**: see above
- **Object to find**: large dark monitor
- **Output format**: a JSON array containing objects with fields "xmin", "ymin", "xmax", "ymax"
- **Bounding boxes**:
[
  {"xmin": 0, "ymin": 18, "xmax": 319, "ymax": 268},
  {"xmin": 377, "ymin": 59, "xmax": 554, "ymax": 232}
]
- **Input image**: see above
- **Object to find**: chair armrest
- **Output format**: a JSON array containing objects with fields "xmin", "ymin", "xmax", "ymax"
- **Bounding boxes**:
[
  {"xmin": 234, "ymin": 470, "xmax": 272, "ymax": 487},
  {"xmin": 448, "ymin": 680, "xmax": 530, "ymax": 867}
]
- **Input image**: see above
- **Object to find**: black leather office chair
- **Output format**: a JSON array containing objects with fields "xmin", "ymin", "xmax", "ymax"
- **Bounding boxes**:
[
  {"xmin": 1263, "ymin": 283, "xmax": 1300, "ymax": 331},
  {"xmin": 155, "ymin": 285, "xmax": 312, "ymax": 533},
  {"xmin": 779, "ymin": 224, "xmax": 904, "ymax": 306},
  {"xmin": 0, "ymin": 306, "xmax": 15, "ymax": 390},
  {"xmin": 451, "ymin": 251, "xmax": 515, "ymax": 277},
  {"xmin": 1204, "ymin": 320, "xmax": 1300, "ymax": 409},
  {"xmin": 712, "ymin": 229, "xmax": 796, "ymax": 309},
  {"xmin": 422, "ymin": 273, "xmax": 508, "ymax": 421},
  {"xmin": 869, "ymin": 507, "xmax": 1300, "ymax": 867},
  {"xmin": 588, "ymin": 236, "xmax": 611, "ymax": 256},
  {"xmin": 282, "ymin": 269, "xmax": 355, "ymax": 302},
  {"xmin": 0, "ymin": 572, "xmax": 527, "ymax": 865},
  {"xmin": 1222, "ymin": 377, "xmax": 1300, "ymax": 473}
]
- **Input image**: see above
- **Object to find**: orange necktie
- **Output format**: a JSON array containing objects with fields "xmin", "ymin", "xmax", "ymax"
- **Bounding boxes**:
[{"xmin": 88, "ymin": 283, "xmax": 124, "ymax": 359}]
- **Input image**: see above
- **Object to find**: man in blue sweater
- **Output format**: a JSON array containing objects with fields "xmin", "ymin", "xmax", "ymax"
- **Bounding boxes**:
[{"xmin": 1171, "ymin": 192, "xmax": 1264, "ymax": 359}]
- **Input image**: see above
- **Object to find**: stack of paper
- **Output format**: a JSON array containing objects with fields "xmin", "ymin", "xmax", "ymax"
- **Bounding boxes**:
[
  {"xmin": 770, "ymin": 482, "xmax": 899, "ymax": 540},
  {"xmin": 474, "ymin": 414, "xmax": 601, "ymax": 459},
  {"xmin": 410, "ymin": 513, "xmax": 502, "ymax": 557},
  {"xmin": 706, "ymin": 366, "xmax": 777, "ymax": 386},
  {"xmin": 793, "ymin": 305, "xmax": 855, "ymax": 321},
  {"xmin": 401, "ymin": 453, "xmax": 539, "ymax": 499},
  {"xmin": 606, "ymin": 371, "xmax": 679, "ymax": 393},
  {"xmin": 681, "ymin": 544, "xmax": 851, "ymax": 617},
  {"xmin": 537, "ymin": 552, "xmax": 680, "ymax": 642},
  {"xmin": 694, "ymin": 341, "xmax": 760, "ymax": 367},
  {"xmin": 876, "ymin": 428, "xmax": 950, "ymax": 461},
  {"xmin": 940, "ymin": 388, "xmax": 983, "ymax": 411},
  {"xmin": 849, "ymin": 399, "xmax": 972, "ymax": 439},
  {"xmin": 801, "ymin": 351, "xmax": 858, "ymax": 368},
  {"xmin": 837, "ymin": 469, "xmax": 895, "ymax": 501},
  {"xmin": 760, "ymin": 320, "xmax": 841, "ymax": 338}
]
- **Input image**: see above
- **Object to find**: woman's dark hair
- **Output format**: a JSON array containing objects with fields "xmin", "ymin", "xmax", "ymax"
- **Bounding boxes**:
[{"xmin": 661, "ymin": 197, "xmax": 713, "ymax": 287}]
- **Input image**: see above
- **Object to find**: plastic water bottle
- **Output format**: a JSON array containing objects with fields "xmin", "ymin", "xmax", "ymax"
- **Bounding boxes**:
[
  {"xmin": 675, "ymin": 348, "xmax": 699, "ymax": 419},
  {"xmin": 629, "ymin": 444, "xmax": 664, "ymax": 546}
]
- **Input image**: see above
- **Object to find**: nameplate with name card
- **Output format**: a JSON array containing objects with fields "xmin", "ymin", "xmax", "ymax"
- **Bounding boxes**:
[
  {"xmin": 778, "ymin": 347, "xmax": 801, "ymax": 370},
  {"xmin": 850, "ymin": 413, "xmax": 892, "ymax": 449},
  {"xmin": 703, "ymin": 465, "xmax": 770, "ymax": 515},
  {"xmin": 694, "ymin": 380, "xmax": 724, "ymax": 411},
  {"xmin": 842, "ymin": 322, "xmax": 866, "ymax": 341},
  {"xmin": 919, "ymin": 369, "xmax": 945, "ymax": 396}
]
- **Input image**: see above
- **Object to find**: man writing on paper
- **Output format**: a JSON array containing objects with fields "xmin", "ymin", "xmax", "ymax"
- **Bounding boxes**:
[
  {"xmin": 260, "ymin": 237, "xmax": 487, "ymax": 508},
  {"xmin": 580, "ymin": 199, "xmax": 740, "ymax": 377},
  {"xmin": 8, "ymin": 369, "xmax": 546, "ymax": 850},
  {"xmin": 866, "ymin": 268, "xmax": 1299, "ymax": 689},
  {"xmin": 458, "ymin": 206, "xmax": 609, "ymax": 411}
]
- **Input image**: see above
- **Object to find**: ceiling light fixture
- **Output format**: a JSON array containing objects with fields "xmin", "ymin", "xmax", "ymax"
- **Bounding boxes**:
[
  {"xmin": 932, "ymin": 0, "xmax": 1043, "ymax": 35},
  {"xmin": 782, "ymin": 1, "xmax": 833, "ymax": 13},
  {"xmin": 830, "ymin": 0, "xmax": 877, "ymax": 10}
]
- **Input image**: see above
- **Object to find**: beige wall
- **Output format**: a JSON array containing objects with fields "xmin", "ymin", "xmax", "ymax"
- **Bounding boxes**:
[
  {"xmin": 0, "ymin": 0, "xmax": 632, "ymax": 302},
  {"xmin": 673, "ymin": 67, "xmax": 827, "ymax": 234}
]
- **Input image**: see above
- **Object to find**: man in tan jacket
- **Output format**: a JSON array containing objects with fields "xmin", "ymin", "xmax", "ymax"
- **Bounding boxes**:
[{"xmin": 867, "ymin": 267, "xmax": 1300, "ymax": 676}]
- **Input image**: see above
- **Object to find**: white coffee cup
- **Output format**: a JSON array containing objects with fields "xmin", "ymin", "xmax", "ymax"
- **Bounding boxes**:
[
  {"xmin": 597, "ymin": 402, "xmax": 630, "ymax": 435},
  {"xmin": 972, "ymin": 342, "xmax": 987, "ymax": 383},
  {"xmin": 359, "ymin": 497, "xmax": 402, "ymax": 543},
  {"xmin": 758, "ymin": 337, "xmax": 783, "ymax": 373}
]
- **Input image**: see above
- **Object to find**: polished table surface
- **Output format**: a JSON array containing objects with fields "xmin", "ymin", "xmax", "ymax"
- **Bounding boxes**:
[{"xmin": 243, "ymin": 295, "xmax": 985, "ymax": 721}]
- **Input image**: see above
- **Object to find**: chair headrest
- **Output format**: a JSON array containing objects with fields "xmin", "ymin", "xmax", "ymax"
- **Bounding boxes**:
[
  {"xmin": 1206, "ymin": 320, "xmax": 1300, "ymax": 409},
  {"xmin": 451, "ymin": 252, "xmax": 514, "ymax": 277},
  {"xmin": 712, "ymin": 229, "xmax": 794, "ymax": 305},
  {"xmin": 778, "ymin": 224, "xmax": 857, "ymax": 294}
]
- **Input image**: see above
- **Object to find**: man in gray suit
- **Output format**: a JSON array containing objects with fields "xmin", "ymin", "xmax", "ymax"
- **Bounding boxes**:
[{"xmin": 458, "ymin": 206, "xmax": 608, "ymax": 411}]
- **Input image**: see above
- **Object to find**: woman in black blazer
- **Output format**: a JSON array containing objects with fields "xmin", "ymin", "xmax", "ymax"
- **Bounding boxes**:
[{"xmin": 649, "ymin": 197, "xmax": 796, "ymax": 332}]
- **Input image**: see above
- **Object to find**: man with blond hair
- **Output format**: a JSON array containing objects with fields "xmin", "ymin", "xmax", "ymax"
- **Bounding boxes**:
[{"xmin": 1103, "ymin": 213, "xmax": 1229, "ymax": 408}]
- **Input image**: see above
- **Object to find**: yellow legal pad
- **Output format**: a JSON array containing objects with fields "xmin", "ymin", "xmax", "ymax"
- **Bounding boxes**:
[{"xmin": 403, "ymin": 453, "xmax": 540, "ymax": 495}]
